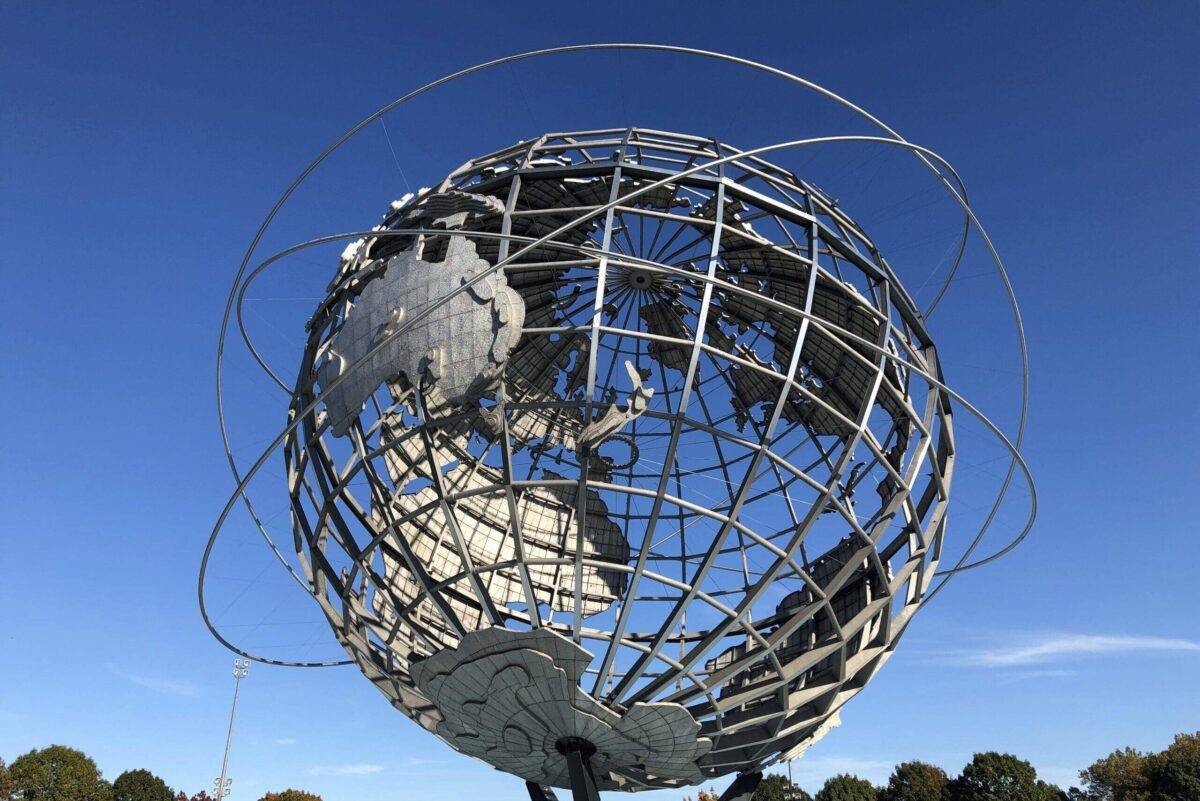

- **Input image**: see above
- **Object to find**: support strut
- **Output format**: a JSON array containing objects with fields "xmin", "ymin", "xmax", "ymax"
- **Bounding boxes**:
[
  {"xmin": 525, "ymin": 781, "xmax": 560, "ymax": 801},
  {"xmin": 556, "ymin": 738, "xmax": 601, "ymax": 801},
  {"xmin": 718, "ymin": 771, "xmax": 763, "ymax": 801},
  {"xmin": 525, "ymin": 742, "xmax": 761, "ymax": 801}
]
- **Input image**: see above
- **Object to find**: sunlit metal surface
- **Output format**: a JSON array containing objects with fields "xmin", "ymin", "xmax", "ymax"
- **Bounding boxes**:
[
  {"xmin": 283, "ymin": 130, "xmax": 956, "ymax": 787},
  {"xmin": 201, "ymin": 45, "xmax": 1035, "ymax": 797}
]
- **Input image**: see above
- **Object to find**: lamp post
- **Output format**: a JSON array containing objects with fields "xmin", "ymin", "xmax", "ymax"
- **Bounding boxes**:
[{"xmin": 214, "ymin": 659, "xmax": 250, "ymax": 801}]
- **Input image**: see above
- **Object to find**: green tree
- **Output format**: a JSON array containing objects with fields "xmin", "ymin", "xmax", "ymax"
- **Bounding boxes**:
[
  {"xmin": 172, "ymin": 793, "xmax": 213, "ymax": 801},
  {"xmin": 1075, "ymin": 747, "xmax": 1150, "ymax": 800},
  {"xmin": 880, "ymin": 761, "xmax": 950, "ymax": 801},
  {"xmin": 1034, "ymin": 780, "xmax": 1069, "ymax": 801},
  {"xmin": 949, "ymin": 753, "xmax": 1067, "ymax": 801},
  {"xmin": 752, "ymin": 774, "xmax": 813, "ymax": 801},
  {"xmin": 2, "ymin": 759, "xmax": 16, "ymax": 801},
  {"xmin": 8, "ymin": 746, "xmax": 113, "ymax": 801},
  {"xmin": 112, "ymin": 771, "xmax": 172, "ymax": 801},
  {"xmin": 815, "ymin": 774, "xmax": 878, "ymax": 801},
  {"xmin": 1144, "ymin": 731, "xmax": 1200, "ymax": 800},
  {"xmin": 682, "ymin": 789, "xmax": 717, "ymax": 801},
  {"xmin": 682, "ymin": 790, "xmax": 721, "ymax": 801},
  {"xmin": 258, "ymin": 791, "xmax": 322, "ymax": 801}
]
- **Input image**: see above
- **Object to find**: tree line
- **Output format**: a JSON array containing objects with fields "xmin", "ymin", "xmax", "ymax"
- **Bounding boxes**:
[
  {"xmin": 0, "ymin": 747, "xmax": 320, "ymax": 801},
  {"xmin": 688, "ymin": 731, "xmax": 1200, "ymax": 801},
  {"xmin": 1, "ymin": 733, "xmax": 1196, "ymax": 801}
]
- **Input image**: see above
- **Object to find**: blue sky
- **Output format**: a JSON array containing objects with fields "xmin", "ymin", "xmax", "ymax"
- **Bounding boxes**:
[{"xmin": 2, "ymin": 2, "xmax": 1198, "ymax": 800}]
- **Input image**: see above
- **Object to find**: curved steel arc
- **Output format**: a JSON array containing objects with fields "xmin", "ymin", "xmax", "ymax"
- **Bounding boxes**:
[
  {"xmin": 210, "ymin": 285, "xmax": 1032, "ymax": 673},
  {"xmin": 207, "ymin": 270, "xmax": 1016, "ymax": 673},
  {"xmin": 207, "ymin": 132, "xmax": 1028, "ymax": 667},
  {"xmin": 214, "ymin": 44, "xmax": 975, "ymax": 630},
  {"xmin": 203, "ymin": 142, "xmax": 1018, "ymax": 665}
]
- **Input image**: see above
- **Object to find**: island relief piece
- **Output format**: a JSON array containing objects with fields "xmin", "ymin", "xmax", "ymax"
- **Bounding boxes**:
[{"xmin": 412, "ymin": 628, "xmax": 711, "ymax": 790}]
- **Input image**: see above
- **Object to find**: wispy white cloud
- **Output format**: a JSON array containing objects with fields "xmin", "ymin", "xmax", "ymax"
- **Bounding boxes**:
[
  {"xmin": 963, "ymin": 634, "xmax": 1200, "ymax": 667},
  {"xmin": 307, "ymin": 764, "xmax": 385, "ymax": 777},
  {"xmin": 106, "ymin": 663, "xmax": 201, "ymax": 697},
  {"xmin": 995, "ymin": 668, "xmax": 1077, "ymax": 683},
  {"xmin": 274, "ymin": 737, "xmax": 298, "ymax": 746}
]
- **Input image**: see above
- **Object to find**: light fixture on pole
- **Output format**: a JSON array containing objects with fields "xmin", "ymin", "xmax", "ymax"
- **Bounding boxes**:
[{"xmin": 215, "ymin": 659, "xmax": 249, "ymax": 801}]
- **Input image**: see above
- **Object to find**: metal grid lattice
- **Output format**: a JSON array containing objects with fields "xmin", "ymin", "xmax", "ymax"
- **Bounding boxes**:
[{"xmin": 279, "ymin": 128, "xmax": 958, "ymax": 788}]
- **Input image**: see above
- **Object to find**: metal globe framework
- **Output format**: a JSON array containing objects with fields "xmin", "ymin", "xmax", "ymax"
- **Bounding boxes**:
[{"xmin": 201, "ymin": 45, "xmax": 1035, "ymax": 801}]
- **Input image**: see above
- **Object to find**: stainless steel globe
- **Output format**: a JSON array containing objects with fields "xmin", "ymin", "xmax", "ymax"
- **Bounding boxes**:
[{"xmin": 283, "ymin": 128, "xmax": 956, "ymax": 794}]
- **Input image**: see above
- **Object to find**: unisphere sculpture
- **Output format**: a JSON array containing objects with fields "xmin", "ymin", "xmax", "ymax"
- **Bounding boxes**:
[
  {"xmin": 293, "ymin": 128, "xmax": 952, "ymax": 792},
  {"xmin": 204, "ymin": 47, "xmax": 1035, "ymax": 801}
]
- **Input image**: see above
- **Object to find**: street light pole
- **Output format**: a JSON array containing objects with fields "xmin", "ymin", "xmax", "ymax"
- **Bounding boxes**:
[{"xmin": 214, "ymin": 659, "xmax": 250, "ymax": 801}]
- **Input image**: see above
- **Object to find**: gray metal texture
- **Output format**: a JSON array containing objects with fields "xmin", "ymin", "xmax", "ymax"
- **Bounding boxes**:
[
  {"xmin": 283, "ymin": 129, "xmax": 961, "ymax": 787},
  {"xmin": 412, "ymin": 628, "xmax": 709, "ymax": 790},
  {"xmin": 201, "ymin": 44, "xmax": 1036, "ymax": 797}
]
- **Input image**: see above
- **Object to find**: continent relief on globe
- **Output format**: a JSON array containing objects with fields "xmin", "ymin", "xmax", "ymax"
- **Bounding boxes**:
[
  {"xmin": 316, "ymin": 232, "xmax": 525, "ymax": 437},
  {"xmin": 281, "ymin": 128, "xmax": 958, "ymax": 793}
]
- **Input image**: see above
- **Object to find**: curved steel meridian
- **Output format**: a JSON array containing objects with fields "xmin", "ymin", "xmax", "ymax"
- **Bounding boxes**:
[
  {"xmin": 292, "ymin": 130, "xmax": 954, "ymax": 785},
  {"xmin": 204, "ymin": 44, "xmax": 1034, "ymax": 795}
]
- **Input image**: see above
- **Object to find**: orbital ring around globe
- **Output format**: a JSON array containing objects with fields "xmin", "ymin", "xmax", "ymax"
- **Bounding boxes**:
[
  {"xmin": 219, "ymin": 135, "xmax": 1020, "ymax": 590},
  {"xmin": 204, "ymin": 138, "xmax": 1033, "ymax": 654},
  {"xmin": 203, "ymin": 46, "xmax": 1035, "ymax": 794},
  {"xmin": 204, "ymin": 205, "xmax": 1032, "ymax": 658},
  {"xmin": 209, "ymin": 44, "xmax": 995, "ymax": 662},
  {"xmin": 212, "ymin": 44, "xmax": 988, "ymax": 615}
]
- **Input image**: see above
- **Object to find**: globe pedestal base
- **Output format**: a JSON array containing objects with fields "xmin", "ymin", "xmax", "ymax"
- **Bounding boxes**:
[
  {"xmin": 524, "ymin": 769, "xmax": 763, "ymax": 801},
  {"xmin": 559, "ymin": 738, "xmax": 601, "ymax": 801}
]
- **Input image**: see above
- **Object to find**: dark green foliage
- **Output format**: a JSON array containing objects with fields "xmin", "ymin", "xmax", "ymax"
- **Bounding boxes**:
[
  {"xmin": 1076, "ymin": 746, "xmax": 1151, "ymax": 800},
  {"xmin": 880, "ymin": 761, "xmax": 951, "ymax": 801},
  {"xmin": 948, "ymin": 752, "xmax": 1048, "ymax": 801},
  {"xmin": 1144, "ymin": 732, "xmax": 1200, "ymax": 801},
  {"xmin": 258, "ymin": 791, "xmax": 322, "ymax": 801},
  {"xmin": 112, "ymin": 771, "xmax": 172, "ymax": 801},
  {"xmin": 1072, "ymin": 733, "xmax": 1200, "ymax": 799},
  {"xmin": 815, "ymin": 774, "xmax": 878, "ymax": 801},
  {"xmin": 752, "ymin": 774, "xmax": 813, "ymax": 801},
  {"xmin": 2, "ymin": 759, "xmax": 16, "ymax": 801},
  {"xmin": 1034, "ymin": 780, "xmax": 1069, "ymax": 800},
  {"xmin": 172, "ymin": 792, "xmax": 213, "ymax": 801},
  {"xmin": 8, "ymin": 746, "xmax": 113, "ymax": 801}
]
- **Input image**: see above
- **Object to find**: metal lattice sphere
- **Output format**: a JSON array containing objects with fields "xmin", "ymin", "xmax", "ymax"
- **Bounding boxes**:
[{"xmin": 280, "ymin": 127, "xmax": 956, "ymax": 792}]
